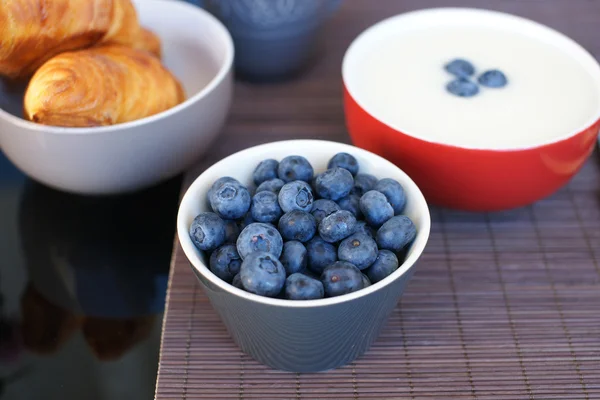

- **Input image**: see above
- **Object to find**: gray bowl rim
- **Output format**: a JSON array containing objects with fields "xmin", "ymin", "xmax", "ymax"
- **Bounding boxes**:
[{"xmin": 177, "ymin": 139, "xmax": 432, "ymax": 309}]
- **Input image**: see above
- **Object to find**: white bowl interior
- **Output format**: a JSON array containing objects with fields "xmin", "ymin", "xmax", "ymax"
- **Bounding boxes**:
[
  {"xmin": 134, "ymin": 0, "xmax": 228, "ymax": 101},
  {"xmin": 0, "ymin": 0, "xmax": 233, "ymax": 132},
  {"xmin": 342, "ymin": 7, "xmax": 600, "ymax": 150},
  {"xmin": 177, "ymin": 140, "xmax": 432, "ymax": 308}
]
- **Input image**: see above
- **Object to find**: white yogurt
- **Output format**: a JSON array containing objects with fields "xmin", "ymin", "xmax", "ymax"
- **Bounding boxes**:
[{"xmin": 345, "ymin": 10, "xmax": 600, "ymax": 150}]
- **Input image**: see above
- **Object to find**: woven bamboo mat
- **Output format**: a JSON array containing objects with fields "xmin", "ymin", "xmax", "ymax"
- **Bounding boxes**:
[
  {"xmin": 155, "ymin": 1, "xmax": 600, "ymax": 398},
  {"xmin": 156, "ymin": 152, "xmax": 600, "ymax": 399}
]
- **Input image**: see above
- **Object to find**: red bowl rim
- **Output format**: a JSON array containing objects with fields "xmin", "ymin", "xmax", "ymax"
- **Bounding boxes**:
[{"xmin": 342, "ymin": 7, "xmax": 600, "ymax": 152}]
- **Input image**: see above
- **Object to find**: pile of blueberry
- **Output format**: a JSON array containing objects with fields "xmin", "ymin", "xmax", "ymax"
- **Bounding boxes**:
[
  {"xmin": 444, "ymin": 58, "xmax": 508, "ymax": 98},
  {"xmin": 188, "ymin": 152, "xmax": 418, "ymax": 300}
]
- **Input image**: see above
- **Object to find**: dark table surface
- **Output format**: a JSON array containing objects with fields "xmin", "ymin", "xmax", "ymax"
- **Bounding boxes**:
[{"xmin": 0, "ymin": 153, "xmax": 182, "ymax": 400}]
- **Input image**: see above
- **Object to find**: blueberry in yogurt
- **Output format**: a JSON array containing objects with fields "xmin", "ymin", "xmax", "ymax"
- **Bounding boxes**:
[
  {"xmin": 478, "ymin": 69, "xmax": 508, "ymax": 88},
  {"xmin": 444, "ymin": 58, "xmax": 475, "ymax": 78},
  {"xmin": 446, "ymin": 77, "xmax": 480, "ymax": 98}
]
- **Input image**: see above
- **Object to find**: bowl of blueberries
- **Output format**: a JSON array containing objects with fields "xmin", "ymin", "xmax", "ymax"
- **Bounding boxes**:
[{"xmin": 177, "ymin": 139, "xmax": 431, "ymax": 372}]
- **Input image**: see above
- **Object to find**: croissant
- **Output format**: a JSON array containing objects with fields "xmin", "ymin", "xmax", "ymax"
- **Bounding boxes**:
[
  {"xmin": 0, "ymin": 0, "xmax": 141, "ymax": 79},
  {"xmin": 24, "ymin": 44, "xmax": 185, "ymax": 127},
  {"xmin": 110, "ymin": 27, "xmax": 162, "ymax": 59}
]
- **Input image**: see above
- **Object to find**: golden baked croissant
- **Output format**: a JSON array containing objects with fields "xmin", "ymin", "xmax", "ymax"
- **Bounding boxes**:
[
  {"xmin": 111, "ymin": 27, "xmax": 162, "ymax": 59},
  {"xmin": 0, "ymin": 0, "xmax": 141, "ymax": 79},
  {"xmin": 24, "ymin": 44, "xmax": 185, "ymax": 127}
]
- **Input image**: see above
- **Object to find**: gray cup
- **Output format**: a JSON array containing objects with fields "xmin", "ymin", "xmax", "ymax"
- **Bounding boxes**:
[
  {"xmin": 177, "ymin": 140, "xmax": 431, "ymax": 373},
  {"xmin": 202, "ymin": 0, "xmax": 342, "ymax": 82}
]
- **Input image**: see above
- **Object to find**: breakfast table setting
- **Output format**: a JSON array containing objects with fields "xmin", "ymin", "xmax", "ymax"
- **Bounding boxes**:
[{"xmin": 0, "ymin": 0, "xmax": 599, "ymax": 399}]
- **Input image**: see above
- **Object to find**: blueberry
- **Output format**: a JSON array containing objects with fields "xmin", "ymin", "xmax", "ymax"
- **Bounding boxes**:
[
  {"xmin": 365, "ymin": 250, "xmax": 399, "ymax": 283},
  {"xmin": 327, "ymin": 152, "xmax": 359, "ymax": 176},
  {"xmin": 338, "ymin": 233, "xmax": 378, "ymax": 270},
  {"xmin": 446, "ymin": 77, "xmax": 479, "ymax": 98},
  {"xmin": 236, "ymin": 222, "xmax": 283, "ymax": 259},
  {"xmin": 189, "ymin": 212, "xmax": 226, "ymax": 251},
  {"xmin": 311, "ymin": 199, "xmax": 340, "ymax": 224},
  {"xmin": 354, "ymin": 220, "xmax": 375, "ymax": 239},
  {"xmin": 478, "ymin": 69, "xmax": 508, "ymax": 88},
  {"xmin": 278, "ymin": 180, "xmax": 314, "ymax": 213},
  {"xmin": 278, "ymin": 155, "xmax": 314, "ymax": 183},
  {"xmin": 209, "ymin": 178, "xmax": 251, "ymax": 220},
  {"xmin": 238, "ymin": 212, "xmax": 255, "ymax": 231},
  {"xmin": 232, "ymin": 273, "xmax": 244, "ymax": 289},
  {"xmin": 239, "ymin": 251, "xmax": 286, "ymax": 297},
  {"xmin": 278, "ymin": 210, "xmax": 316, "ymax": 243},
  {"xmin": 256, "ymin": 178, "xmax": 285, "ymax": 194},
  {"xmin": 375, "ymin": 178, "xmax": 406, "ymax": 215},
  {"xmin": 280, "ymin": 241, "xmax": 308, "ymax": 275},
  {"xmin": 318, "ymin": 210, "xmax": 357, "ymax": 243},
  {"xmin": 209, "ymin": 244, "xmax": 242, "ymax": 283},
  {"xmin": 210, "ymin": 176, "xmax": 239, "ymax": 191},
  {"xmin": 314, "ymin": 167, "xmax": 354, "ymax": 201},
  {"xmin": 361, "ymin": 274, "xmax": 372, "ymax": 288},
  {"xmin": 306, "ymin": 236, "xmax": 338, "ymax": 275},
  {"xmin": 224, "ymin": 219, "xmax": 241, "ymax": 243},
  {"xmin": 444, "ymin": 58, "xmax": 475, "ymax": 78},
  {"xmin": 352, "ymin": 173, "xmax": 378, "ymax": 197},
  {"xmin": 360, "ymin": 190, "xmax": 394, "ymax": 228},
  {"xmin": 321, "ymin": 261, "xmax": 364, "ymax": 297},
  {"xmin": 337, "ymin": 194, "xmax": 362, "ymax": 218},
  {"xmin": 253, "ymin": 159, "xmax": 279, "ymax": 185},
  {"xmin": 376, "ymin": 215, "xmax": 417, "ymax": 253},
  {"xmin": 250, "ymin": 191, "xmax": 282, "ymax": 223},
  {"xmin": 285, "ymin": 273, "xmax": 324, "ymax": 300}
]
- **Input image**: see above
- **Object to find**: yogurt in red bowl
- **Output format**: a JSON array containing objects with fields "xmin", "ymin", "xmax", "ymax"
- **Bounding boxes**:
[{"xmin": 342, "ymin": 8, "xmax": 600, "ymax": 211}]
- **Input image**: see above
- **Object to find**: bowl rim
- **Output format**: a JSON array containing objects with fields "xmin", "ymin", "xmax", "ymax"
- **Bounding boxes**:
[
  {"xmin": 341, "ymin": 7, "xmax": 600, "ymax": 152},
  {"xmin": 177, "ymin": 139, "xmax": 432, "ymax": 308},
  {"xmin": 0, "ymin": 0, "xmax": 234, "ymax": 135}
]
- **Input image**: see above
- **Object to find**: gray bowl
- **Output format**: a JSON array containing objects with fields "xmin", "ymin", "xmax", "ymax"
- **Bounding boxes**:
[{"xmin": 177, "ymin": 140, "xmax": 431, "ymax": 372}]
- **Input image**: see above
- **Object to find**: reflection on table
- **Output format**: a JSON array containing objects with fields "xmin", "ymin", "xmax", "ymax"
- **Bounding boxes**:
[{"xmin": 0, "ymin": 175, "xmax": 181, "ymax": 400}]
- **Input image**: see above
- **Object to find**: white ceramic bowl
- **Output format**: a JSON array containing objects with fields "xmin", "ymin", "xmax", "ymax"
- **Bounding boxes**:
[
  {"xmin": 0, "ymin": 0, "xmax": 234, "ymax": 195},
  {"xmin": 177, "ymin": 140, "xmax": 431, "ymax": 372}
]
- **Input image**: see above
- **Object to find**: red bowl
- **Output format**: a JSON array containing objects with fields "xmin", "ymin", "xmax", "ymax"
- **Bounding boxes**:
[{"xmin": 342, "ymin": 8, "xmax": 600, "ymax": 211}]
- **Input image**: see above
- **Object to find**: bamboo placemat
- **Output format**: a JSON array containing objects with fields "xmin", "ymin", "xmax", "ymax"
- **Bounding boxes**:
[
  {"xmin": 155, "ymin": 1, "xmax": 600, "ymax": 398},
  {"xmin": 156, "ymin": 154, "xmax": 600, "ymax": 399}
]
